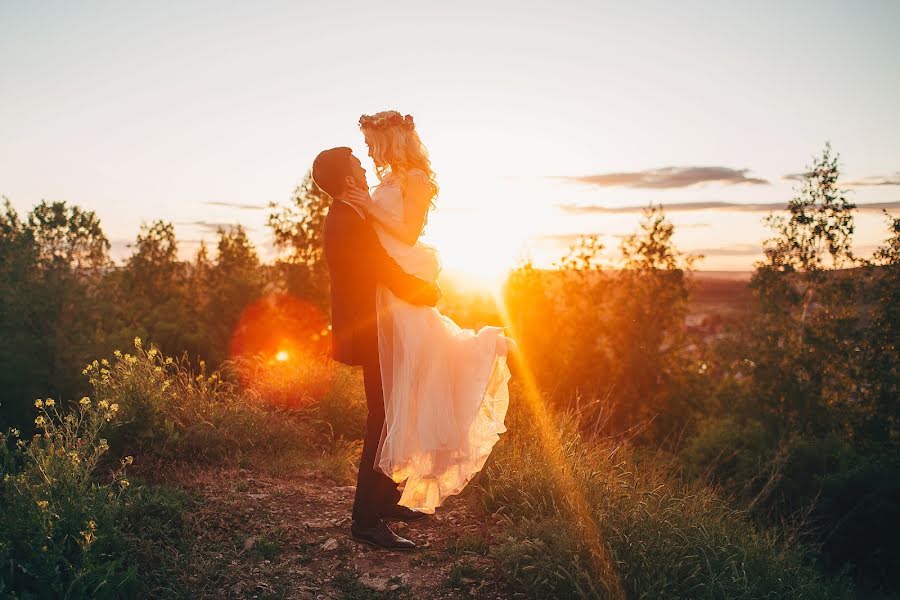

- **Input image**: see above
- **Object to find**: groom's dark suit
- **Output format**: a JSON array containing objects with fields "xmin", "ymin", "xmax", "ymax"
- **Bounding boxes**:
[{"xmin": 323, "ymin": 199, "xmax": 439, "ymax": 526}]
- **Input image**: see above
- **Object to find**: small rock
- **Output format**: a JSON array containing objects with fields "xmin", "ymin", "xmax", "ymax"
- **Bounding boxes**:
[
  {"xmin": 358, "ymin": 575, "xmax": 389, "ymax": 591},
  {"xmin": 247, "ymin": 493, "xmax": 269, "ymax": 500},
  {"xmin": 244, "ymin": 536, "xmax": 256, "ymax": 550},
  {"xmin": 321, "ymin": 537, "xmax": 339, "ymax": 551}
]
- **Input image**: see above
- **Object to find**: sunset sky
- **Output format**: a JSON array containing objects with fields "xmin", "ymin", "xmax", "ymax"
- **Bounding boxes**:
[{"xmin": 2, "ymin": 1, "xmax": 899, "ymax": 278}]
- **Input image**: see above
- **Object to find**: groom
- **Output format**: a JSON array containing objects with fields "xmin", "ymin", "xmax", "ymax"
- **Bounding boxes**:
[{"xmin": 315, "ymin": 147, "xmax": 438, "ymax": 550}]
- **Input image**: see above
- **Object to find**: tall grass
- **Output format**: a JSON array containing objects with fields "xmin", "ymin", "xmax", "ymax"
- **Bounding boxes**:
[
  {"xmin": 474, "ymin": 383, "xmax": 854, "ymax": 599},
  {"xmin": 85, "ymin": 338, "xmax": 362, "ymax": 470},
  {"xmin": 0, "ymin": 336, "xmax": 367, "ymax": 597}
]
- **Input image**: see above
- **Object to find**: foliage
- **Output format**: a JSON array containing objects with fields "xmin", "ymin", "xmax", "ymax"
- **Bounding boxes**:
[
  {"xmin": 0, "ymin": 396, "xmax": 135, "ymax": 598},
  {"xmin": 0, "ymin": 200, "xmax": 117, "ymax": 431},
  {"xmin": 267, "ymin": 172, "xmax": 332, "ymax": 308},
  {"xmin": 477, "ymin": 392, "xmax": 852, "ymax": 599},
  {"xmin": 688, "ymin": 144, "xmax": 900, "ymax": 590},
  {"xmin": 85, "ymin": 337, "xmax": 337, "ymax": 465},
  {"xmin": 502, "ymin": 204, "xmax": 705, "ymax": 443}
]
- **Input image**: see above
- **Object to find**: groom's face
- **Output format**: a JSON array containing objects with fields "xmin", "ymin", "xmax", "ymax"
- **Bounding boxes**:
[{"xmin": 345, "ymin": 154, "xmax": 368, "ymax": 193}]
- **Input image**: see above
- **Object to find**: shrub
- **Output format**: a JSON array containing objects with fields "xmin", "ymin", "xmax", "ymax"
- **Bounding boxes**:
[
  {"xmin": 0, "ymin": 397, "xmax": 135, "ymax": 598},
  {"xmin": 85, "ymin": 338, "xmax": 337, "ymax": 465}
]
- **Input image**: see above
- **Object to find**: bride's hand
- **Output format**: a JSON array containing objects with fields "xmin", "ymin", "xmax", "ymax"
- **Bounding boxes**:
[{"xmin": 344, "ymin": 181, "xmax": 373, "ymax": 212}]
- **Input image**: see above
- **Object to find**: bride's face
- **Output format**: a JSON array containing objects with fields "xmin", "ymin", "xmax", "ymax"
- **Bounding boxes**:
[{"xmin": 362, "ymin": 131, "xmax": 375, "ymax": 161}]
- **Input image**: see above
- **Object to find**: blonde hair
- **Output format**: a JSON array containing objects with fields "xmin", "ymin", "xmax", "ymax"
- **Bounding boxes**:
[{"xmin": 359, "ymin": 110, "xmax": 438, "ymax": 211}]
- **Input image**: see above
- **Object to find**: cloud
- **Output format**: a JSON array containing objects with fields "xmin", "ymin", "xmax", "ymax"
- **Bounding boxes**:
[
  {"xmin": 535, "ymin": 233, "xmax": 621, "ymax": 245},
  {"xmin": 205, "ymin": 201, "xmax": 269, "ymax": 210},
  {"xmin": 782, "ymin": 171, "xmax": 900, "ymax": 187},
  {"xmin": 693, "ymin": 244, "xmax": 762, "ymax": 257},
  {"xmin": 561, "ymin": 166, "xmax": 769, "ymax": 189},
  {"xmin": 558, "ymin": 201, "xmax": 900, "ymax": 214},
  {"xmin": 174, "ymin": 220, "xmax": 253, "ymax": 233},
  {"xmin": 781, "ymin": 172, "xmax": 809, "ymax": 182},
  {"xmin": 844, "ymin": 172, "xmax": 900, "ymax": 187}
]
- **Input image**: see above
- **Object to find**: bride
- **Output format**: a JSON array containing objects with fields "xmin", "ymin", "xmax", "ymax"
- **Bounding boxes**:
[{"xmin": 343, "ymin": 110, "xmax": 512, "ymax": 514}]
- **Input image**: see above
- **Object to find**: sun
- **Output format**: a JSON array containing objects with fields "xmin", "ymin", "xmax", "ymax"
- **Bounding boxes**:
[
  {"xmin": 425, "ymin": 220, "xmax": 524, "ymax": 292},
  {"xmin": 275, "ymin": 350, "xmax": 289, "ymax": 362}
]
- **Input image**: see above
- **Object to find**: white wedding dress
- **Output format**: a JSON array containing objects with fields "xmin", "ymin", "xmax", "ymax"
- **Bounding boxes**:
[{"xmin": 370, "ymin": 171, "xmax": 511, "ymax": 514}]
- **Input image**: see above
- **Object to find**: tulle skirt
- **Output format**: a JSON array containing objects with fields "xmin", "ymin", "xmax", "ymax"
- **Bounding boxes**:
[{"xmin": 373, "ymin": 285, "xmax": 511, "ymax": 513}]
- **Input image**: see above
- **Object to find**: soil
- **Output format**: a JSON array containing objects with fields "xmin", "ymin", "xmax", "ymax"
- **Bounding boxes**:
[{"xmin": 161, "ymin": 467, "xmax": 518, "ymax": 599}]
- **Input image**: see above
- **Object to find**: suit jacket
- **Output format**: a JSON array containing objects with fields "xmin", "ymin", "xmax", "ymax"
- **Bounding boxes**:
[{"xmin": 323, "ymin": 199, "xmax": 439, "ymax": 366}]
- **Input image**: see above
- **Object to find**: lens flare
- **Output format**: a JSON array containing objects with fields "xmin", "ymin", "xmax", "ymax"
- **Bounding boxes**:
[
  {"xmin": 493, "ymin": 282, "xmax": 625, "ymax": 599},
  {"xmin": 228, "ymin": 293, "xmax": 334, "ymax": 408}
]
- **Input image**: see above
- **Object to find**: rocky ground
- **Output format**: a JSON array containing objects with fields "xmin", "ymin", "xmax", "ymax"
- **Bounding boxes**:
[{"xmin": 159, "ymin": 467, "xmax": 517, "ymax": 599}]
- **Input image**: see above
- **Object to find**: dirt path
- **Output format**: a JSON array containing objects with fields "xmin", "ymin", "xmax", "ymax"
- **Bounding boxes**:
[{"xmin": 166, "ymin": 467, "xmax": 517, "ymax": 599}]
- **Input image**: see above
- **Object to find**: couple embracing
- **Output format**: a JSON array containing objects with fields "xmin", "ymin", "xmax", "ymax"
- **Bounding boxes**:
[{"xmin": 315, "ymin": 111, "xmax": 513, "ymax": 550}]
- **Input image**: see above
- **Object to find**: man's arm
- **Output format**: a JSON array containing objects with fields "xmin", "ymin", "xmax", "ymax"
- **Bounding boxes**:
[{"xmin": 362, "ymin": 222, "xmax": 440, "ymax": 306}]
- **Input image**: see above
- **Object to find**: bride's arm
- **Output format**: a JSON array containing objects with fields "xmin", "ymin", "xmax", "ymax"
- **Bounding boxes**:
[{"xmin": 346, "ymin": 173, "xmax": 432, "ymax": 245}]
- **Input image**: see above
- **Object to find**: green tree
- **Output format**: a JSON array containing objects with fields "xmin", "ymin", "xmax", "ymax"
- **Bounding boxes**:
[
  {"xmin": 267, "ymin": 172, "xmax": 331, "ymax": 307},
  {"xmin": 0, "ymin": 201, "xmax": 116, "ymax": 428},
  {"xmin": 747, "ymin": 143, "xmax": 860, "ymax": 431},
  {"xmin": 205, "ymin": 225, "xmax": 265, "ymax": 364},
  {"xmin": 115, "ymin": 221, "xmax": 195, "ymax": 356}
]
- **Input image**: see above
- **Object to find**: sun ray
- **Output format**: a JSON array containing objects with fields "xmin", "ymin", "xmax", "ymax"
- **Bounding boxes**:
[{"xmin": 492, "ymin": 285, "xmax": 625, "ymax": 599}]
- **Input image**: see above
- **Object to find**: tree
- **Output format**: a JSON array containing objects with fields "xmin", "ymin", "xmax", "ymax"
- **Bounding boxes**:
[
  {"xmin": 745, "ymin": 143, "xmax": 861, "ymax": 432},
  {"xmin": 267, "ymin": 172, "xmax": 331, "ymax": 307},
  {"xmin": 858, "ymin": 213, "xmax": 900, "ymax": 444},
  {"xmin": 0, "ymin": 200, "xmax": 116, "ymax": 428},
  {"xmin": 115, "ymin": 221, "xmax": 194, "ymax": 356},
  {"xmin": 608, "ymin": 205, "xmax": 702, "ymax": 439},
  {"xmin": 205, "ymin": 225, "xmax": 265, "ymax": 364}
]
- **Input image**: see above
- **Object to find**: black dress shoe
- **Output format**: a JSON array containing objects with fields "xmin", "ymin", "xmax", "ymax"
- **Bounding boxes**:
[
  {"xmin": 380, "ymin": 505, "xmax": 429, "ymax": 522},
  {"xmin": 350, "ymin": 518, "xmax": 416, "ymax": 550}
]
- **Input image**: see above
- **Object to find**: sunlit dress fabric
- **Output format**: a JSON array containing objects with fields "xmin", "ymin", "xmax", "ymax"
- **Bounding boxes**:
[{"xmin": 371, "ymin": 173, "xmax": 511, "ymax": 514}]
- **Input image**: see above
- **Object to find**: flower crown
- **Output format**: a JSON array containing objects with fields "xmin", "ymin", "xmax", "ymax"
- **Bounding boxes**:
[{"xmin": 359, "ymin": 112, "xmax": 415, "ymax": 131}]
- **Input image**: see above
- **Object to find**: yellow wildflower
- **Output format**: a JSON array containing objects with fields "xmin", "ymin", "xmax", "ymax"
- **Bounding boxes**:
[
  {"xmin": 134, "ymin": 336, "xmax": 142, "ymax": 348},
  {"xmin": 37, "ymin": 500, "xmax": 49, "ymax": 510},
  {"xmin": 123, "ymin": 455, "xmax": 134, "ymax": 466},
  {"xmin": 154, "ymin": 366, "xmax": 162, "ymax": 374},
  {"xmin": 98, "ymin": 400, "xmax": 109, "ymax": 409},
  {"xmin": 10, "ymin": 428, "xmax": 19, "ymax": 437},
  {"xmin": 34, "ymin": 399, "xmax": 43, "ymax": 409},
  {"xmin": 45, "ymin": 399, "xmax": 55, "ymax": 408},
  {"xmin": 101, "ymin": 358, "xmax": 110, "ymax": 367},
  {"xmin": 119, "ymin": 479, "xmax": 130, "ymax": 489},
  {"xmin": 165, "ymin": 357, "xmax": 173, "ymax": 365},
  {"xmin": 148, "ymin": 348, "xmax": 157, "ymax": 358},
  {"xmin": 79, "ymin": 397, "xmax": 91, "ymax": 407},
  {"xmin": 98, "ymin": 439, "xmax": 109, "ymax": 451},
  {"xmin": 110, "ymin": 403, "xmax": 119, "ymax": 413},
  {"xmin": 34, "ymin": 416, "xmax": 45, "ymax": 427},
  {"xmin": 113, "ymin": 349, "xmax": 122, "ymax": 358}
]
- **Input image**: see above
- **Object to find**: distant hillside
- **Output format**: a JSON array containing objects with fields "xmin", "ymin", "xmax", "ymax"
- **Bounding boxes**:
[{"xmin": 689, "ymin": 271, "xmax": 753, "ymax": 317}]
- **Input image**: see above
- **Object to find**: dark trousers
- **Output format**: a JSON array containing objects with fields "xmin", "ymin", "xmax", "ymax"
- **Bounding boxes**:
[{"xmin": 352, "ymin": 361, "xmax": 401, "ymax": 526}]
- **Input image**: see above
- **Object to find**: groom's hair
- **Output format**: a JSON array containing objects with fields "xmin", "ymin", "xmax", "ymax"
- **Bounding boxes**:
[{"xmin": 312, "ymin": 146, "xmax": 354, "ymax": 199}]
